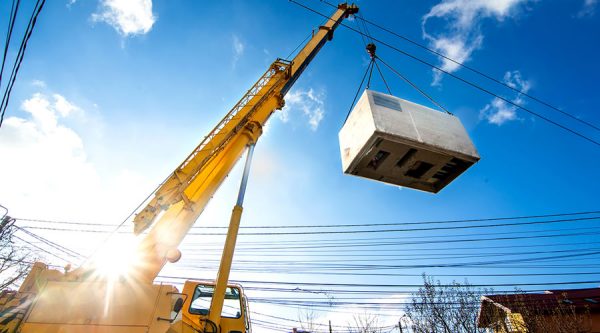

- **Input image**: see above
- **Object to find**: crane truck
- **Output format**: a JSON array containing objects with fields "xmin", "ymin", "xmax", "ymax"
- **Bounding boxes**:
[{"xmin": 0, "ymin": 3, "xmax": 359, "ymax": 333}]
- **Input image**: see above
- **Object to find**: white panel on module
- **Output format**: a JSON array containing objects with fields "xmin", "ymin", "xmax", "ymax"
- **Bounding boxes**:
[{"xmin": 339, "ymin": 90, "xmax": 480, "ymax": 193}]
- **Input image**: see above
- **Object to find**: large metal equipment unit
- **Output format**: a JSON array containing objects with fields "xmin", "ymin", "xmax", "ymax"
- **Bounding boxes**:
[{"xmin": 339, "ymin": 90, "xmax": 480, "ymax": 193}]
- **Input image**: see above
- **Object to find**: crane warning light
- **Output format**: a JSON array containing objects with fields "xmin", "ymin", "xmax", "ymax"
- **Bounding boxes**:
[{"xmin": 339, "ymin": 90, "xmax": 480, "ymax": 193}]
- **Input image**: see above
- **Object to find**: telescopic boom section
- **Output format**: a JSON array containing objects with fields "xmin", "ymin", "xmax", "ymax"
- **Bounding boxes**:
[{"xmin": 130, "ymin": 3, "xmax": 358, "ymax": 282}]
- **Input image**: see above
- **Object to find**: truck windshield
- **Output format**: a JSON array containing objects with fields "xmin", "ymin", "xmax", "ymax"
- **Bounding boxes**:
[{"xmin": 189, "ymin": 284, "xmax": 242, "ymax": 318}]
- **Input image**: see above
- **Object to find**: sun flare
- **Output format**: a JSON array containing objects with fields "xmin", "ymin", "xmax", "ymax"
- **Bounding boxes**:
[{"xmin": 92, "ymin": 235, "xmax": 141, "ymax": 279}]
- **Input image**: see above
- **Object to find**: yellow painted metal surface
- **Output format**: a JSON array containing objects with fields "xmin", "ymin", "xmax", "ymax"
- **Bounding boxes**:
[
  {"xmin": 0, "ymin": 290, "xmax": 32, "ymax": 333},
  {"xmin": 178, "ymin": 280, "xmax": 248, "ymax": 333},
  {"xmin": 129, "ymin": 3, "xmax": 359, "ymax": 286},
  {"xmin": 19, "ymin": 281, "xmax": 174, "ymax": 332},
  {"xmin": 0, "ymin": 4, "xmax": 360, "ymax": 333},
  {"xmin": 208, "ymin": 205, "xmax": 244, "ymax": 325},
  {"xmin": 20, "ymin": 324, "xmax": 149, "ymax": 333}
]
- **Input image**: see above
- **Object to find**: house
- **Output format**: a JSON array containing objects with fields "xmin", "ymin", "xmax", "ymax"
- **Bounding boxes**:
[{"xmin": 477, "ymin": 288, "xmax": 600, "ymax": 332}]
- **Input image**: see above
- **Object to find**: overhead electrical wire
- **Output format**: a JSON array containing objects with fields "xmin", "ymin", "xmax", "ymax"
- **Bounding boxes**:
[
  {"xmin": 15, "ymin": 226, "xmax": 83, "ymax": 260},
  {"xmin": 289, "ymin": 0, "xmax": 600, "ymax": 147},
  {"xmin": 179, "ymin": 239, "xmax": 600, "ymax": 253},
  {"xmin": 0, "ymin": 0, "xmax": 20, "ymax": 87},
  {"xmin": 159, "ymin": 274, "xmax": 600, "ymax": 289},
  {"xmin": 15, "ymin": 210, "xmax": 600, "ymax": 229},
  {"xmin": 19, "ymin": 215, "xmax": 600, "ymax": 236},
  {"xmin": 2, "ymin": 2, "xmax": 596, "ymax": 321},
  {"xmin": 317, "ymin": 0, "xmax": 600, "ymax": 133},
  {"xmin": 0, "ymin": 0, "xmax": 46, "ymax": 128},
  {"xmin": 169, "ymin": 262, "xmax": 600, "ymax": 275},
  {"xmin": 17, "ymin": 209, "xmax": 600, "ymax": 229},
  {"xmin": 12, "ymin": 234, "xmax": 72, "ymax": 264},
  {"xmin": 173, "ymin": 247, "xmax": 600, "ymax": 264},
  {"xmin": 19, "ymin": 227, "xmax": 600, "ymax": 253},
  {"xmin": 79, "ymin": 170, "xmax": 177, "ymax": 265}
]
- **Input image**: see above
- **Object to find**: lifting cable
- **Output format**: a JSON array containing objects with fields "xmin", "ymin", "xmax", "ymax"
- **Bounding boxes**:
[
  {"xmin": 353, "ymin": 8, "xmax": 450, "ymax": 115},
  {"xmin": 319, "ymin": 0, "xmax": 600, "ymax": 133},
  {"xmin": 364, "ymin": 39, "xmax": 451, "ymax": 115},
  {"xmin": 353, "ymin": 13, "xmax": 369, "ymax": 48},
  {"xmin": 376, "ymin": 54, "xmax": 452, "ymax": 115},
  {"xmin": 286, "ymin": 15, "xmax": 330, "ymax": 60},
  {"xmin": 285, "ymin": 31, "xmax": 312, "ymax": 60},
  {"xmin": 342, "ymin": 57, "xmax": 374, "ymax": 124},
  {"xmin": 291, "ymin": 0, "xmax": 600, "ymax": 147},
  {"xmin": 365, "ymin": 54, "xmax": 375, "ymax": 89},
  {"xmin": 373, "ymin": 58, "xmax": 392, "ymax": 95}
]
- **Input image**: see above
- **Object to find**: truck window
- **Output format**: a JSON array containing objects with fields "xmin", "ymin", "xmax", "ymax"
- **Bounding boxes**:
[{"xmin": 189, "ymin": 284, "xmax": 242, "ymax": 318}]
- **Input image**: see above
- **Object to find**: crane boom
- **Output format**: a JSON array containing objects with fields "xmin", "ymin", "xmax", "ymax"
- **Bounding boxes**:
[
  {"xmin": 0, "ymin": 4, "xmax": 359, "ymax": 333},
  {"xmin": 131, "ymin": 3, "xmax": 359, "ymax": 283}
]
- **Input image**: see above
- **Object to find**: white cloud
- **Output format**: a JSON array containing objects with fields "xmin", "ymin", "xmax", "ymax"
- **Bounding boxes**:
[
  {"xmin": 0, "ymin": 92, "xmax": 146, "ymax": 225},
  {"xmin": 279, "ymin": 88, "xmax": 325, "ymax": 131},
  {"xmin": 92, "ymin": 0, "xmax": 156, "ymax": 37},
  {"xmin": 318, "ymin": 294, "xmax": 408, "ymax": 331},
  {"xmin": 52, "ymin": 94, "xmax": 81, "ymax": 117},
  {"xmin": 577, "ymin": 0, "xmax": 598, "ymax": 17},
  {"xmin": 31, "ymin": 79, "xmax": 46, "ymax": 88},
  {"xmin": 422, "ymin": 0, "xmax": 531, "ymax": 85},
  {"xmin": 0, "ymin": 93, "xmax": 97, "ymax": 218},
  {"xmin": 480, "ymin": 70, "xmax": 531, "ymax": 125},
  {"xmin": 232, "ymin": 35, "xmax": 245, "ymax": 68}
]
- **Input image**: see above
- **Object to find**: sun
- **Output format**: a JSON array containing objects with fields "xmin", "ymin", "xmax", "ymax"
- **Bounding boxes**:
[{"xmin": 92, "ymin": 234, "xmax": 141, "ymax": 280}]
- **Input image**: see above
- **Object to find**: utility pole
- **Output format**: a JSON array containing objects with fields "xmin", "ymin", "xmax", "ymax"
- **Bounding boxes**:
[
  {"xmin": 329, "ymin": 320, "xmax": 333, "ymax": 333},
  {"xmin": 0, "ymin": 215, "xmax": 14, "ymax": 235}
]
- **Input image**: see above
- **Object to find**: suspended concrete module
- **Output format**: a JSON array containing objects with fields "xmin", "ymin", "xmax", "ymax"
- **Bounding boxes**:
[{"xmin": 339, "ymin": 90, "xmax": 480, "ymax": 193}]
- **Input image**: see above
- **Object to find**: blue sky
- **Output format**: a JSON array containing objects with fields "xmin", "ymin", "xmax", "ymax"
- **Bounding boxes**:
[{"xmin": 1, "ymin": 0, "xmax": 599, "ymax": 331}]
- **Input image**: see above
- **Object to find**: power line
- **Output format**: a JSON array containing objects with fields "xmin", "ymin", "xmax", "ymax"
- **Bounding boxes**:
[
  {"xmin": 177, "ymin": 247, "xmax": 600, "ymax": 263},
  {"xmin": 15, "ymin": 209, "xmax": 600, "ymax": 229},
  {"xmin": 159, "ymin": 275, "xmax": 600, "ymax": 289},
  {"xmin": 289, "ymin": 0, "xmax": 600, "ymax": 148},
  {"xmin": 0, "ymin": 0, "xmax": 20, "ymax": 87},
  {"xmin": 13, "ymin": 234, "xmax": 71, "ymax": 263},
  {"xmin": 318, "ymin": 0, "xmax": 600, "ymax": 133},
  {"xmin": 0, "ymin": 0, "xmax": 46, "ymax": 128},
  {"xmin": 14, "ymin": 226, "xmax": 83, "ymax": 259},
  {"xmin": 18, "ymin": 226, "xmax": 600, "ymax": 252},
  {"xmin": 179, "ymin": 239, "xmax": 600, "ymax": 253},
  {"xmin": 19, "ymin": 215, "xmax": 600, "ymax": 236},
  {"xmin": 167, "ymin": 248, "xmax": 600, "ymax": 269}
]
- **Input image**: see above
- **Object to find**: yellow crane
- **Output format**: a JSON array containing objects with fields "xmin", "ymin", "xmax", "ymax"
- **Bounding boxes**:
[{"xmin": 0, "ymin": 3, "xmax": 358, "ymax": 333}]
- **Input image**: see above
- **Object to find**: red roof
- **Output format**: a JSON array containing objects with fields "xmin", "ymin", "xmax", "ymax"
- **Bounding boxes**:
[
  {"xmin": 484, "ymin": 288, "xmax": 600, "ymax": 313},
  {"xmin": 478, "ymin": 288, "xmax": 600, "ymax": 327}
]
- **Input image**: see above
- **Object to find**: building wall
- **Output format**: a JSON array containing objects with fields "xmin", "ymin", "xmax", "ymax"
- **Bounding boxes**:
[{"xmin": 510, "ymin": 312, "xmax": 600, "ymax": 333}]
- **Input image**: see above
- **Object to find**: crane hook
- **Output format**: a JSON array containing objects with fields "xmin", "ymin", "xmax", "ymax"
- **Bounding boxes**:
[{"xmin": 366, "ymin": 43, "xmax": 376, "ymax": 59}]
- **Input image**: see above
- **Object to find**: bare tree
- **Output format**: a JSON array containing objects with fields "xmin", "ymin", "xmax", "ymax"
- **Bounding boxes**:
[
  {"xmin": 0, "ymin": 215, "xmax": 32, "ymax": 291},
  {"xmin": 346, "ymin": 312, "xmax": 383, "ymax": 333},
  {"xmin": 406, "ymin": 274, "xmax": 593, "ymax": 333},
  {"xmin": 404, "ymin": 274, "xmax": 489, "ymax": 333},
  {"xmin": 297, "ymin": 308, "xmax": 319, "ymax": 332}
]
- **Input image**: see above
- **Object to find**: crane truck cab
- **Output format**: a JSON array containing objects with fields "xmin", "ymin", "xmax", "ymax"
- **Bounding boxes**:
[
  {"xmin": 172, "ymin": 280, "xmax": 251, "ymax": 333},
  {"xmin": 0, "ymin": 263, "xmax": 250, "ymax": 333}
]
